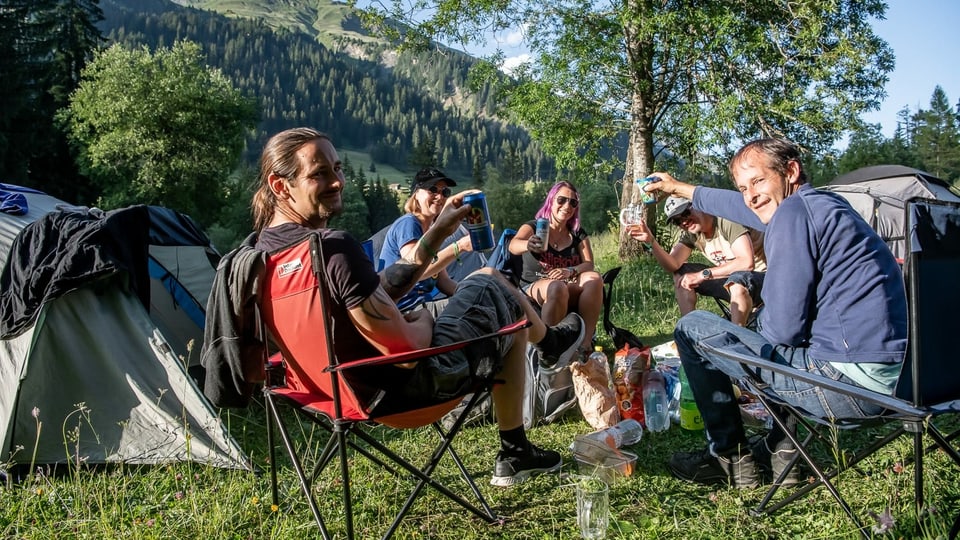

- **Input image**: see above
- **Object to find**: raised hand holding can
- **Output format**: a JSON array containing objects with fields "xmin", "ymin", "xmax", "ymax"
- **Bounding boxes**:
[{"xmin": 462, "ymin": 192, "xmax": 495, "ymax": 251}]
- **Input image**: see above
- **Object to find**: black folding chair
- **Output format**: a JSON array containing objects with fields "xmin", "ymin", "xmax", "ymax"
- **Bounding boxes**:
[{"xmin": 700, "ymin": 197, "xmax": 960, "ymax": 539}]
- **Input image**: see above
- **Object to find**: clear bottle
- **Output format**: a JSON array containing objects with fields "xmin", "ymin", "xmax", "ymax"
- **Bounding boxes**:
[
  {"xmin": 586, "ymin": 346, "xmax": 613, "ymax": 388},
  {"xmin": 589, "ymin": 418, "xmax": 644, "ymax": 448},
  {"xmin": 642, "ymin": 370, "xmax": 670, "ymax": 432}
]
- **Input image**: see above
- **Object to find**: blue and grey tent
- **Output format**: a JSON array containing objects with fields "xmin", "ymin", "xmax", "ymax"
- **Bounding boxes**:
[{"xmin": 0, "ymin": 184, "xmax": 248, "ymax": 470}]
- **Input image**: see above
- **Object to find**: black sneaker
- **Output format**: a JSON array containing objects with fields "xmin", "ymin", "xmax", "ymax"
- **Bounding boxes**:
[
  {"xmin": 490, "ymin": 444, "xmax": 562, "ymax": 487},
  {"xmin": 668, "ymin": 446, "xmax": 759, "ymax": 488},
  {"xmin": 536, "ymin": 313, "xmax": 585, "ymax": 369},
  {"xmin": 750, "ymin": 435, "xmax": 803, "ymax": 487}
]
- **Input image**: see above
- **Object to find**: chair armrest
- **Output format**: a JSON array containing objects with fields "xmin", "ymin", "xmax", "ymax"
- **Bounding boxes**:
[
  {"xmin": 699, "ymin": 332, "xmax": 921, "ymax": 417},
  {"xmin": 325, "ymin": 319, "xmax": 531, "ymax": 372}
]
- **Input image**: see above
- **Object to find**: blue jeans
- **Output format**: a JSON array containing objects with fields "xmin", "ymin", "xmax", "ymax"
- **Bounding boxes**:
[{"xmin": 674, "ymin": 310, "xmax": 884, "ymax": 453}]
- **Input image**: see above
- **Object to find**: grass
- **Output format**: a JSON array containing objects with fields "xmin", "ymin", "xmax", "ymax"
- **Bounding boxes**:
[{"xmin": 3, "ymin": 230, "xmax": 959, "ymax": 539}]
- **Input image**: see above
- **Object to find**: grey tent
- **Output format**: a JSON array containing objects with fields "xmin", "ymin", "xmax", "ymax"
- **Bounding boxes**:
[
  {"xmin": 820, "ymin": 165, "xmax": 960, "ymax": 260},
  {"xmin": 0, "ymin": 184, "xmax": 249, "ymax": 469}
]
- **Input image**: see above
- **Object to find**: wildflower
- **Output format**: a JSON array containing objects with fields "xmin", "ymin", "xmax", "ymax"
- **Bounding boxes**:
[
  {"xmin": 31, "ymin": 407, "xmax": 39, "ymax": 419},
  {"xmin": 175, "ymin": 472, "xmax": 183, "ymax": 481},
  {"xmin": 35, "ymin": 488, "xmax": 43, "ymax": 496},
  {"xmin": 869, "ymin": 507, "xmax": 895, "ymax": 534},
  {"xmin": 892, "ymin": 462, "xmax": 904, "ymax": 474},
  {"xmin": 146, "ymin": 519, "xmax": 155, "ymax": 527},
  {"xmin": 194, "ymin": 473, "xmax": 200, "ymax": 481},
  {"xmin": 174, "ymin": 491, "xmax": 184, "ymax": 501},
  {"xmin": 251, "ymin": 496, "xmax": 260, "ymax": 505},
  {"xmin": 270, "ymin": 504, "xmax": 279, "ymax": 512}
]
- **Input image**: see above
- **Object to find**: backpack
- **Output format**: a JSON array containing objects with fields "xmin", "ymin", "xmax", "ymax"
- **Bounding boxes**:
[
  {"xmin": 522, "ymin": 344, "xmax": 580, "ymax": 428},
  {"xmin": 601, "ymin": 267, "xmax": 645, "ymax": 350}
]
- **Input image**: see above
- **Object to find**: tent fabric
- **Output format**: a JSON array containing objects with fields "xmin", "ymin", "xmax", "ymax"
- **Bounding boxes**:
[
  {"xmin": 1, "ymin": 279, "xmax": 248, "ymax": 467},
  {"xmin": 821, "ymin": 165, "xmax": 960, "ymax": 260},
  {"xmin": 0, "ymin": 185, "xmax": 249, "ymax": 469},
  {"xmin": 0, "ymin": 206, "xmax": 151, "ymax": 339}
]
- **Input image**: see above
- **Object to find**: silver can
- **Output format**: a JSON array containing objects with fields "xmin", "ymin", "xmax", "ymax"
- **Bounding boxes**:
[{"xmin": 533, "ymin": 218, "xmax": 550, "ymax": 253}]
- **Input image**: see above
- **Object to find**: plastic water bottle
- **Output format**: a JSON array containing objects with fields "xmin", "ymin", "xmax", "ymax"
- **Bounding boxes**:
[
  {"xmin": 588, "ymin": 418, "xmax": 644, "ymax": 449},
  {"xmin": 586, "ymin": 346, "xmax": 613, "ymax": 388},
  {"xmin": 678, "ymin": 365, "xmax": 704, "ymax": 431},
  {"xmin": 642, "ymin": 370, "xmax": 670, "ymax": 432}
]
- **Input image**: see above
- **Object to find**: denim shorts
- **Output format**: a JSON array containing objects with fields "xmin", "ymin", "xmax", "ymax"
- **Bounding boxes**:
[
  {"xmin": 676, "ymin": 262, "xmax": 764, "ymax": 305},
  {"xmin": 372, "ymin": 272, "xmax": 522, "ymax": 414}
]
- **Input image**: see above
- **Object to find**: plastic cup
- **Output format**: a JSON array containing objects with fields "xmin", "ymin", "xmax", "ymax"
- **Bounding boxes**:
[{"xmin": 576, "ymin": 477, "xmax": 609, "ymax": 539}]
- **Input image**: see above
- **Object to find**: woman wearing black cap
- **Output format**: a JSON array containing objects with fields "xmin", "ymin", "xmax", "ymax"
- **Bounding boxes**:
[{"xmin": 379, "ymin": 167, "xmax": 475, "ymax": 314}]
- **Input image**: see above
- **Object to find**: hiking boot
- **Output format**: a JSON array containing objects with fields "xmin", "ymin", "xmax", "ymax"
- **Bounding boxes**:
[
  {"xmin": 750, "ymin": 435, "xmax": 803, "ymax": 487},
  {"xmin": 668, "ymin": 446, "xmax": 760, "ymax": 489},
  {"xmin": 490, "ymin": 444, "xmax": 562, "ymax": 487},
  {"xmin": 536, "ymin": 312, "xmax": 585, "ymax": 369}
]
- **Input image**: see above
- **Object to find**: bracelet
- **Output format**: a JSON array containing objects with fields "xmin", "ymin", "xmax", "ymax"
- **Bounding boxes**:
[
  {"xmin": 418, "ymin": 238, "xmax": 438, "ymax": 263},
  {"xmin": 452, "ymin": 242, "xmax": 462, "ymax": 263}
]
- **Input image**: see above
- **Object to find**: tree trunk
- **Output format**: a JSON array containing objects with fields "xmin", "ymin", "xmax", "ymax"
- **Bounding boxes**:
[{"xmin": 617, "ymin": 91, "xmax": 658, "ymax": 260}]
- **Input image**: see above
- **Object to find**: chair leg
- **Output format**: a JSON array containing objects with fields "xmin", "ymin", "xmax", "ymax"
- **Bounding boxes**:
[
  {"xmin": 266, "ymin": 395, "xmax": 333, "ymax": 540},
  {"xmin": 748, "ymin": 390, "xmax": 872, "ymax": 540},
  {"xmin": 266, "ymin": 394, "xmax": 279, "ymax": 507},
  {"xmin": 924, "ymin": 424, "xmax": 960, "ymax": 540}
]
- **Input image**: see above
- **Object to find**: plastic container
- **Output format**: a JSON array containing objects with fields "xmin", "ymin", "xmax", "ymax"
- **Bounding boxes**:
[
  {"xmin": 573, "ymin": 446, "xmax": 637, "ymax": 485},
  {"xmin": 642, "ymin": 370, "xmax": 669, "ymax": 432}
]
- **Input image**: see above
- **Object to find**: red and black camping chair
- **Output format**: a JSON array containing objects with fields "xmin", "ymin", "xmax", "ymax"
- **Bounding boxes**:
[
  {"xmin": 700, "ymin": 198, "xmax": 960, "ymax": 539},
  {"xmin": 259, "ymin": 232, "xmax": 529, "ymax": 540}
]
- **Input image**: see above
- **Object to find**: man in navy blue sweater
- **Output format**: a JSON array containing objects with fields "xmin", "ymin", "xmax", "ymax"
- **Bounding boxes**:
[{"xmin": 647, "ymin": 138, "xmax": 907, "ymax": 488}]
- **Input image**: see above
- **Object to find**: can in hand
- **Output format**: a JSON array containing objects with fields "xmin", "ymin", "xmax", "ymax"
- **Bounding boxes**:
[
  {"xmin": 462, "ymin": 192, "xmax": 495, "ymax": 251},
  {"xmin": 533, "ymin": 218, "xmax": 550, "ymax": 253},
  {"xmin": 636, "ymin": 175, "xmax": 661, "ymax": 204}
]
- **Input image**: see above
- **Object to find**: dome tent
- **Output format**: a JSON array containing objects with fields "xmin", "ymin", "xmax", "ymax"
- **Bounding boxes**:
[
  {"xmin": 820, "ymin": 165, "xmax": 960, "ymax": 261},
  {"xmin": 0, "ymin": 184, "xmax": 249, "ymax": 471}
]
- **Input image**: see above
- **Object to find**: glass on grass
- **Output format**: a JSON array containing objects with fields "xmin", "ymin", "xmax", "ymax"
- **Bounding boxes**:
[{"xmin": 576, "ymin": 476, "xmax": 609, "ymax": 540}]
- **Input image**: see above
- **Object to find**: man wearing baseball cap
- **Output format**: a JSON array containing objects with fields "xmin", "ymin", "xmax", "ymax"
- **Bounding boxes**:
[{"xmin": 626, "ymin": 195, "xmax": 766, "ymax": 326}]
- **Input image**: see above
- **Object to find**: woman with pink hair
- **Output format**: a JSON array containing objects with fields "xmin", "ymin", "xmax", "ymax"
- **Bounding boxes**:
[{"xmin": 508, "ymin": 181, "xmax": 603, "ymax": 358}]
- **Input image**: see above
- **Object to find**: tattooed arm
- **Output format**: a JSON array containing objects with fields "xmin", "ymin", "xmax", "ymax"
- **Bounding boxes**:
[
  {"xmin": 347, "ymin": 286, "xmax": 435, "ymax": 356},
  {"xmin": 379, "ymin": 190, "xmax": 478, "ymax": 299}
]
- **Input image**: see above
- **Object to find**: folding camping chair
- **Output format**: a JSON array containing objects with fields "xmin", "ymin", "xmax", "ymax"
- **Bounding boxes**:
[
  {"xmin": 713, "ymin": 296, "xmax": 760, "ymax": 330},
  {"xmin": 259, "ymin": 233, "xmax": 529, "ymax": 540},
  {"xmin": 700, "ymin": 198, "xmax": 960, "ymax": 539}
]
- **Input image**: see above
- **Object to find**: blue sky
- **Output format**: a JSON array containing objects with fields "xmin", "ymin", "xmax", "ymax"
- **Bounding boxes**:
[
  {"xmin": 862, "ymin": 0, "xmax": 960, "ymax": 137},
  {"xmin": 492, "ymin": 2, "xmax": 960, "ymax": 143}
]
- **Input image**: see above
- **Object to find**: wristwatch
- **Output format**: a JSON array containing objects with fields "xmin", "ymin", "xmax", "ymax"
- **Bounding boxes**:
[{"xmin": 701, "ymin": 269, "xmax": 713, "ymax": 279}]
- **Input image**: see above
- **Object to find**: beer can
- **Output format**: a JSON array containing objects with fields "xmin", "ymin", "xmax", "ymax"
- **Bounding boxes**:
[
  {"xmin": 533, "ymin": 218, "xmax": 550, "ymax": 253},
  {"xmin": 636, "ymin": 175, "xmax": 661, "ymax": 204},
  {"xmin": 462, "ymin": 192, "xmax": 495, "ymax": 251}
]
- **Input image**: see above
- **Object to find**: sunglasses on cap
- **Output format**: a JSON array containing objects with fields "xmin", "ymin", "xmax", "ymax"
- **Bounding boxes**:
[
  {"xmin": 555, "ymin": 195, "xmax": 579, "ymax": 208},
  {"xmin": 424, "ymin": 185, "xmax": 452, "ymax": 197},
  {"xmin": 669, "ymin": 209, "xmax": 693, "ymax": 226}
]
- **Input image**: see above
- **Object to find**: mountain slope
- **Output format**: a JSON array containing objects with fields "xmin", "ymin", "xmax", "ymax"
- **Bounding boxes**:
[
  {"xmin": 98, "ymin": 0, "xmax": 554, "ymax": 180},
  {"xmin": 170, "ymin": 0, "xmax": 383, "ymax": 50}
]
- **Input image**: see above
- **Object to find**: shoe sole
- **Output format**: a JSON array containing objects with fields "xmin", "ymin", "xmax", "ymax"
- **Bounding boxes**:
[{"xmin": 490, "ymin": 460, "xmax": 562, "ymax": 487}]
